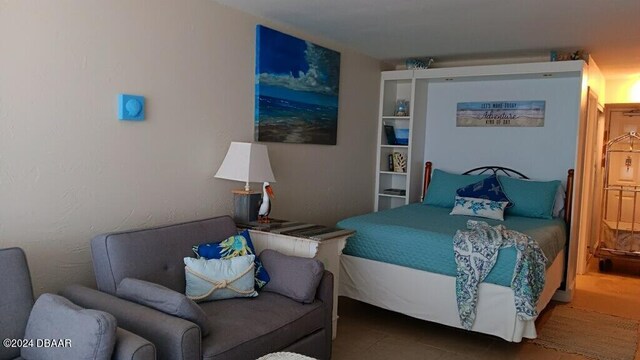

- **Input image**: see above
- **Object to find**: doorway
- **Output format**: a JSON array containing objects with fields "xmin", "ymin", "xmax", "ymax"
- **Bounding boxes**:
[{"xmin": 581, "ymin": 103, "xmax": 640, "ymax": 274}]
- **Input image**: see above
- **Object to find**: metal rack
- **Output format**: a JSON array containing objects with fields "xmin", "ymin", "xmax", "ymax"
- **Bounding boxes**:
[{"xmin": 596, "ymin": 131, "xmax": 640, "ymax": 271}]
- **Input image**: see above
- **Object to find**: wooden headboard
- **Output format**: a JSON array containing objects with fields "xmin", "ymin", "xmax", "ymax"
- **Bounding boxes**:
[{"xmin": 421, "ymin": 161, "xmax": 575, "ymax": 225}]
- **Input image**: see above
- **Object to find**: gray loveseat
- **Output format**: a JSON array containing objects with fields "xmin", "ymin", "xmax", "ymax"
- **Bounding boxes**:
[{"xmin": 62, "ymin": 216, "xmax": 333, "ymax": 360}]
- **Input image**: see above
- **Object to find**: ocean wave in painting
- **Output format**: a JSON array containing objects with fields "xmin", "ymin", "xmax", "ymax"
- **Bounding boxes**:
[{"xmin": 255, "ymin": 95, "xmax": 338, "ymax": 144}]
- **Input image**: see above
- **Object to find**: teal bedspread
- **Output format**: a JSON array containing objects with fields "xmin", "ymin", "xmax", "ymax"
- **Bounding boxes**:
[{"xmin": 338, "ymin": 204, "xmax": 566, "ymax": 287}]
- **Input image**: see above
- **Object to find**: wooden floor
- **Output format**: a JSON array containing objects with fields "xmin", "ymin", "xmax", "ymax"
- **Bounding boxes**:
[{"xmin": 332, "ymin": 258, "xmax": 640, "ymax": 360}]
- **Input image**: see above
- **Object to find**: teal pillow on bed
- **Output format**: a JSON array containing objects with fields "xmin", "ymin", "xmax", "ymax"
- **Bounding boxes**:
[
  {"xmin": 498, "ymin": 176, "xmax": 560, "ymax": 219},
  {"xmin": 424, "ymin": 169, "xmax": 489, "ymax": 208}
]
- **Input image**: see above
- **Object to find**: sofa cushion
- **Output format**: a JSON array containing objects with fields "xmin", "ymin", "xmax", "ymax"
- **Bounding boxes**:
[
  {"xmin": 116, "ymin": 278, "xmax": 210, "ymax": 336},
  {"xmin": 22, "ymin": 294, "xmax": 117, "ymax": 360},
  {"xmin": 91, "ymin": 216, "xmax": 238, "ymax": 295},
  {"xmin": 198, "ymin": 292, "xmax": 324, "ymax": 360},
  {"xmin": 259, "ymin": 250, "xmax": 324, "ymax": 304}
]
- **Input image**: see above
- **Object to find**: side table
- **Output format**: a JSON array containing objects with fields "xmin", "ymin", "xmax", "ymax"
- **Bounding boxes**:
[{"xmin": 238, "ymin": 220, "xmax": 354, "ymax": 340}]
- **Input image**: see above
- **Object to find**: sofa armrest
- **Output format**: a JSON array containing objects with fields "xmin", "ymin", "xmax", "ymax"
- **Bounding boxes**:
[
  {"xmin": 316, "ymin": 270, "xmax": 333, "ymax": 359},
  {"xmin": 61, "ymin": 285, "xmax": 200, "ymax": 360},
  {"xmin": 113, "ymin": 328, "xmax": 156, "ymax": 360}
]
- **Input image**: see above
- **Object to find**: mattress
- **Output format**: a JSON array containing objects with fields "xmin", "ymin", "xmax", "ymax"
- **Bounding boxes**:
[{"xmin": 338, "ymin": 203, "xmax": 567, "ymax": 287}]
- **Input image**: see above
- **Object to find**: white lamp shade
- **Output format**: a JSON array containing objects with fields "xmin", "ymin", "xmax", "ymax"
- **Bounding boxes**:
[{"xmin": 215, "ymin": 142, "xmax": 276, "ymax": 185}]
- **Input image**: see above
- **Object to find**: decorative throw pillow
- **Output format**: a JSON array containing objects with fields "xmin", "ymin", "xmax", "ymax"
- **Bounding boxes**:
[
  {"xmin": 498, "ymin": 176, "xmax": 561, "ymax": 219},
  {"xmin": 552, "ymin": 184, "xmax": 566, "ymax": 218},
  {"xmin": 22, "ymin": 294, "xmax": 117, "ymax": 360},
  {"xmin": 184, "ymin": 255, "xmax": 258, "ymax": 302},
  {"xmin": 193, "ymin": 229, "xmax": 270, "ymax": 289},
  {"xmin": 456, "ymin": 174, "xmax": 513, "ymax": 208},
  {"xmin": 116, "ymin": 278, "xmax": 210, "ymax": 336},
  {"xmin": 424, "ymin": 169, "xmax": 489, "ymax": 208},
  {"xmin": 259, "ymin": 249, "xmax": 325, "ymax": 304},
  {"xmin": 450, "ymin": 196, "xmax": 509, "ymax": 221}
]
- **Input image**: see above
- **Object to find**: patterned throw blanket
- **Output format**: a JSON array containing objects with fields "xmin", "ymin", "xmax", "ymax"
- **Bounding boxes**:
[{"xmin": 453, "ymin": 220, "xmax": 547, "ymax": 330}]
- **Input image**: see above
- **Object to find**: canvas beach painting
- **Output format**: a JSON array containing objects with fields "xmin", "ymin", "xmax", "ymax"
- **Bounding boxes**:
[{"xmin": 255, "ymin": 25, "xmax": 341, "ymax": 145}]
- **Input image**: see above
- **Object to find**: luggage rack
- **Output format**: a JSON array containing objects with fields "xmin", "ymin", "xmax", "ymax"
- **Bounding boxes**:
[{"xmin": 596, "ymin": 131, "xmax": 640, "ymax": 271}]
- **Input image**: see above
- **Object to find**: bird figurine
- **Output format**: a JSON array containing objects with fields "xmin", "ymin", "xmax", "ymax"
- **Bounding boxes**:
[{"xmin": 258, "ymin": 182, "xmax": 274, "ymax": 223}]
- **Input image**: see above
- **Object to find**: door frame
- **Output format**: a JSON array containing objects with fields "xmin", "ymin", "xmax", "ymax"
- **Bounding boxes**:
[{"xmin": 576, "ymin": 88, "xmax": 600, "ymax": 274}]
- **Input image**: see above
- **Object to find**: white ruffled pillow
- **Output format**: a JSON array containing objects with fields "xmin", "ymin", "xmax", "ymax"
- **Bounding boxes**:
[
  {"xmin": 184, "ymin": 255, "xmax": 258, "ymax": 302},
  {"xmin": 450, "ymin": 196, "xmax": 509, "ymax": 221}
]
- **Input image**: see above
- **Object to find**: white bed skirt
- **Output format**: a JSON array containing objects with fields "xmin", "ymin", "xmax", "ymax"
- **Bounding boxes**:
[{"xmin": 339, "ymin": 250, "xmax": 565, "ymax": 342}]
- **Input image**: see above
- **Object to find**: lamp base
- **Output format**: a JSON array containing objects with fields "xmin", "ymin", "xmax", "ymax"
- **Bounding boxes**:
[{"xmin": 232, "ymin": 190, "xmax": 261, "ymax": 224}]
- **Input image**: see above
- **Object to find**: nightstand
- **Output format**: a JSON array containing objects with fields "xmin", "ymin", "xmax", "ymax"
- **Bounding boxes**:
[{"xmin": 238, "ymin": 220, "xmax": 354, "ymax": 339}]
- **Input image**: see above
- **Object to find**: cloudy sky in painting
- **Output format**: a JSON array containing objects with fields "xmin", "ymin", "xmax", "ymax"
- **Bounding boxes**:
[{"xmin": 256, "ymin": 26, "xmax": 340, "ymax": 97}]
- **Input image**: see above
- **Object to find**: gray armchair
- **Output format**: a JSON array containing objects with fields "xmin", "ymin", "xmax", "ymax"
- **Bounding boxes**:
[
  {"xmin": 61, "ymin": 215, "xmax": 333, "ymax": 360},
  {"xmin": 0, "ymin": 247, "xmax": 155, "ymax": 360}
]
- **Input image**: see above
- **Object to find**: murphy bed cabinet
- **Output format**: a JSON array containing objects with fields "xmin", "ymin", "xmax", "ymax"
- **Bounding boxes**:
[{"xmin": 374, "ymin": 59, "xmax": 600, "ymax": 304}]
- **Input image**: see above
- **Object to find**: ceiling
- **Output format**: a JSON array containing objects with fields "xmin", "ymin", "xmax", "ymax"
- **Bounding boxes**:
[{"xmin": 215, "ymin": 0, "xmax": 640, "ymax": 79}]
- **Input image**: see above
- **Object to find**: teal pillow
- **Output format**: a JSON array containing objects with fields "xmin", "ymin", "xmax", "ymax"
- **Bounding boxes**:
[
  {"xmin": 184, "ymin": 255, "xmax": 258, "ymax": 302},
  {"xmin": 498, "ymin": 176, "xmax": 560, "ymax": 219},
  {"xmin": 424, "ymin": 169, "xmax": 489, "ymax": 208}
]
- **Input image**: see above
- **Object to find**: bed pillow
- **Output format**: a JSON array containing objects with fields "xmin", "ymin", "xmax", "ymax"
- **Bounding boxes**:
[
  {"xmin": 498, "ymin": 176, "xmax": 561, "ymax": 219},
  {"xmin": 184, "ymin": 255, "xmax": 258, "ymax": 302},
  {"xmin": 193, "ymin": 229, "xmax": 270, "ymax": 289},
  {"xmin": 552, "ymin": 184, "xmax": 566, "ymax": 218},
  {"xmin": 424, "ymin": 169, "xmax": 489, "ymax": 208},
  {"xmin": 456, "ymin": 174, "xmax": 513, "ymax": 208},
  {"xmin": 450, "ymin": 196, "xmax": 509, "ymax": 221}
]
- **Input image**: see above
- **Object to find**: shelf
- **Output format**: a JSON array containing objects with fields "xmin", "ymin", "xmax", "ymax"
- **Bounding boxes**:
[
  {"xmin": 382, "ymin": 116, "xmax": 411, "ymax": 120},
  {"xmin": 380, "ymin": 171, "xmax": 407, "ymax": 175},
  {"xmin": 380, "ymin": 145, "xmax": 408, "ymax": 148},
  {"xmin": 378, "ymin": 193, "xmax": 407, "ymax": 199}
]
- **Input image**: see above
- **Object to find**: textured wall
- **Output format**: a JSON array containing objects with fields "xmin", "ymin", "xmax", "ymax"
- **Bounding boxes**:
[{"xmin": 0, "ymin": 0, "xmax": 380, "ymax": 294}]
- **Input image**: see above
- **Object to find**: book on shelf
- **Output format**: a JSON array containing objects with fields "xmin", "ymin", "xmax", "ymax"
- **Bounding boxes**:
[
  {"xmin": 383, "ymin": 124, "xmax": 397, "ymax": 145},
  {"xmin": 382, "ymin": 188, "xmax": 406, "ymax": 196}
]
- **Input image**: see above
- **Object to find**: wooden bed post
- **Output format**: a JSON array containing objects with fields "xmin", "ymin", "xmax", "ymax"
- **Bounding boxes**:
[
  {"xmin": 422, "ymin": 162, "xmax": 432, "ymax": 202},
  {"xmin": 565, "ymin": 169, "xmax": 575, "ymax": 225}
]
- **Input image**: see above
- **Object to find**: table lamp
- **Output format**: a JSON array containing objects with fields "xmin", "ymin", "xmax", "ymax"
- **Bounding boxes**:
[{"xmin": 215, "ymin": 142, "xmax": 276, "ymax": 224}]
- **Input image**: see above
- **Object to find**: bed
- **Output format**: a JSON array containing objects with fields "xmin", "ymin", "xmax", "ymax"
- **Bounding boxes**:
[{"xmin": 337, "ymin": 163, "xmax": 574, "ymax": 342}]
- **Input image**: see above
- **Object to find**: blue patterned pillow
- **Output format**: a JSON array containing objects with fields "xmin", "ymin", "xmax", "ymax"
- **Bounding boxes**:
[
  {"xmin": 450, "ymin": 196, "xmax": 509, "ymax": 221},
  {"xmin": 456, "ymin": 175, "xmax": 513, "ymax": 208},
  {"xmin": 192, "ymin": 229, "xmax": 270, "ymax": 289}
]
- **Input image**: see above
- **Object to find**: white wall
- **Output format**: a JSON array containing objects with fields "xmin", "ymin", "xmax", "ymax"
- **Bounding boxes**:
[
  {"xmin": 606, "ymin": 77, "xmax": 640, "ymax": 104},
  {"xmin": 423, "ymin": 77, "xmax": 582, "ymax": 182},
  {"xmin": 0, "ymin": 0, "xmax": 380, "ymax": 294}
]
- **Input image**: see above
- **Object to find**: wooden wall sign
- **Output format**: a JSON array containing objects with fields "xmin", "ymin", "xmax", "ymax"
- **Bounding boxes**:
[{"xmin": 456, "ymin": 101, "xmax": 545, "ymax": 127}]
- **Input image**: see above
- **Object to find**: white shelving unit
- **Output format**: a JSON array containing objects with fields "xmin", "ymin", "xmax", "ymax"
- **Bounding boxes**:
[{"xmin": 374, "ymin": 71, "xmax": 427, "ymax": 211}]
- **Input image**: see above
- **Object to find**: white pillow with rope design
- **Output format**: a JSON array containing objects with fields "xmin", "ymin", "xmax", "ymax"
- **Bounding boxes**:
[{"xmin": 184, "ymin": 255, "xmax": 258, "ymax": 302}]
